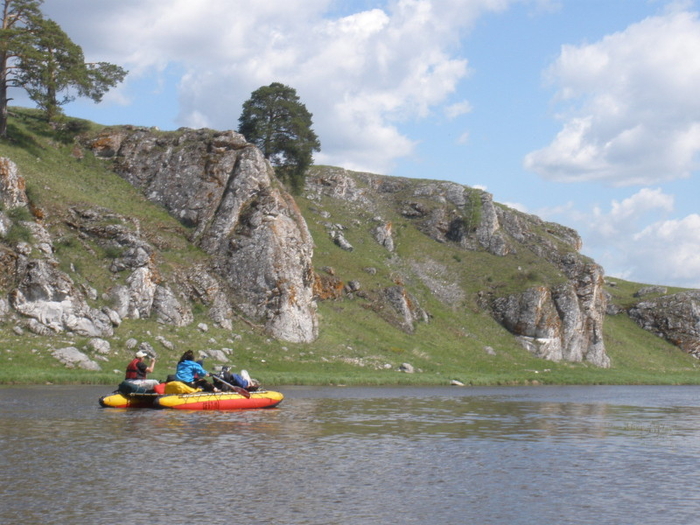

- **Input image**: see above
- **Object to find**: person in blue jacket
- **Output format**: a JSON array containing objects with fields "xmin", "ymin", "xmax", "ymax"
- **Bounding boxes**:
[{"xmin": 175, "ymin": 350, "xmax": 217, "ymax": 391}]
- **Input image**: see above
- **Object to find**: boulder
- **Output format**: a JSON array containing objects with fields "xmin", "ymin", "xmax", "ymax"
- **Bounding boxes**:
[
  {"xmin": 88, "ymin": 338, "xmax": 111, "ymax": 355},
  {"xmin": 51, "ymin": 346, "xmax": 102, "ymax": 371},
  {"xmin": 633, "ymin": 286, "xmax": 668, "ymax": 298},
  {"xmin": 372, "ymin": 221, "xmax": 394, "ymax": 252},
  {"xmin": 332, "ymin": 230, "xmax": 354, "ymax": 251},
  {"xmin": 382, "ymin": 286, "xmax": 428, "ymax": 334}
]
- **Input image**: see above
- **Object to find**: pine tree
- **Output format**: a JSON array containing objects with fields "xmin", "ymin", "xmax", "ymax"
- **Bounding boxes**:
[
  {"xmin": 0, "ymin": 0, "xmax": 43, "ymax": 136},
  {"xmin": 0, "ymin": 0, "xmax": 127, "ymax": 135},
  {"xmin": 238, "ymin": 82, "xmax": 320, "ymax": 194},
  {"xmin": 17, "ymin": 18, "xmax": 126, "ymax": 123}
]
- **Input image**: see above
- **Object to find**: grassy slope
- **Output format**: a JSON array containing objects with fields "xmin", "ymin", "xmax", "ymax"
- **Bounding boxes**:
[{"xmin": 0, "ymin": 108, "xmax": 698, "ymax": 386}]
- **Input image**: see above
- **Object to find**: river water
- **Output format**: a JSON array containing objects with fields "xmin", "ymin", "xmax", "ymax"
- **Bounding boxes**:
[{"xmin": 1, "ymin": 385, "xmax": 700, "ymax": 525}]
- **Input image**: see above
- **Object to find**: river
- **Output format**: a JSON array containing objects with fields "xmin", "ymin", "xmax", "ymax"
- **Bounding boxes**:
[{"xmin": 1, "ymin": 385, "xmax": 699, "ymax": 524}]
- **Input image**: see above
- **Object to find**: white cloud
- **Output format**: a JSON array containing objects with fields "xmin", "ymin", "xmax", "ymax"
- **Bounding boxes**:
[
  {"xmin": 630, "ymin": 215, "xmax": 700, "ymax": 286},
  {"xmin": 535, "ymin": 201, "xmax": 575, "ymax": 220},
  {"xmin": 594, "ymin": 188, "xmax": 675, "ymax": 238},
  {"xmin": 503, "ymin": 201, "xmax": 528, "ymax": 212},
  {"xmin": 445, "ymin": 100, "xmax": 473, "ymax": 119},
  {"xmin": 553, "ymin": 187, "xmax": 700, "ymax": 287},
  {"xmin": 43, "ymin": 0, "xmax": 531, "ymax": 175},
  {"xmin": 525, "ymin": 9, "xmax": 700, "ymax": 186}
]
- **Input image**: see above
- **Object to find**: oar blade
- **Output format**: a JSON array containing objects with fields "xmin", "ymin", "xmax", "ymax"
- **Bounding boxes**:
[{"xmin": 233, "ymin": 386, "xmax": 251, "ymax": 398}]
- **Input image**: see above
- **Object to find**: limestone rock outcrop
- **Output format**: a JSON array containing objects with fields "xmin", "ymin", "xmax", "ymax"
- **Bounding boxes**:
[
  {"xmin": 65, "ymin": 206, "xmax": 194, "ymax": 328},
  {"xmin": 7, "ymin": 134, "xmax": 694, "ymax": 371},
  {"xmin": 0, "ymin": 157, "xmax": 28, "ymax": 210},
  {"xmin": 85, "ymin": 128, "xmax": 317, "ymax": 343},
  {"xmin": 305, "ymin": 167, "xmax": 608, "ymax": 366},
  {"xmin": 10, "ymin": 258, "xmax": 114, "ymax": 338},
  {"xmin": 1, "ymin": 159, "xmax": 115, "ymax": 338},
  {"xmin": 628, "ymin": 291, "xmax": 700, "ymax": 356}
]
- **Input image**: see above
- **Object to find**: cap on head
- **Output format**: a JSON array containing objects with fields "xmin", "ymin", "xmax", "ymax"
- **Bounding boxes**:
[{"xmin": 135, "ymin": 350, "xmax": 148, "ymax": 358}]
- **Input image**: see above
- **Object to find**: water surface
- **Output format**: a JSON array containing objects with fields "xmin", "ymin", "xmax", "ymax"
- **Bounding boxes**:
[{"xmin": 1, "ymin": 385, "xmax": 699, "ymax": 524}]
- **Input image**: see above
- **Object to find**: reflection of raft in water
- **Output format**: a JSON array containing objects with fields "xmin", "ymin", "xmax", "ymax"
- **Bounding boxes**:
[{"xmin": 99, "ymin": 381, "xmax": 284, "ymax": 410}]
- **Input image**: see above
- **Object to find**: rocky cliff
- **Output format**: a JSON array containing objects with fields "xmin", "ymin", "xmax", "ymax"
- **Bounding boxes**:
[
  {"xmin": 0, "ymin": 127, "xmax": 317, "ymax": 345},
  {"xmin": 304, "ymin": 168, "xmax": 609, "ymax": 367},
  {"xmin": 628, "ymin": 290, "xmax": 700, "ymax": 357},
  {"xmin": 85, "ymin": 127, "xmax": 318, "ymax": 343},
  {"xmin": 1, "ymin": 122, "xmax": 697, "ymax": 374}
]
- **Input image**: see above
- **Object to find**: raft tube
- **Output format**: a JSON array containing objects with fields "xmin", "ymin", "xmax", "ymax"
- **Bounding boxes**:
[
  {"xmin": 99, "ymin": 392, "xmax": 160, "ymax": 409},
  {"xmin": 155, "ymin": 390, "xmax": 284, "ymax": 410}
]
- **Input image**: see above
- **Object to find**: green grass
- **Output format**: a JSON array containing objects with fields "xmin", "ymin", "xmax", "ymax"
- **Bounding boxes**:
[{"xmin": 1, "ymin": 108, "xmax": 699, "ymax": 387}]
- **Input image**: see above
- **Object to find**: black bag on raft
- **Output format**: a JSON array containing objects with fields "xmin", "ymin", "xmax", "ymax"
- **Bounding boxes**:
[{"xmin": 117, "ymin": 380, "xmax": 152, "ymax": 394}]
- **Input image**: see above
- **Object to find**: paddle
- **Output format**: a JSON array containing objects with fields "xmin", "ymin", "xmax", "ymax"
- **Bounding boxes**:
[{"xmin": 212, "ymin": 374, "xmax": 251, "ymax": 398}]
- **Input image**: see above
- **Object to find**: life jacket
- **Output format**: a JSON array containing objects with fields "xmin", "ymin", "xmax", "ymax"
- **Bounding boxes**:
[{"xmin": 125, "ymin": 358, "xmax": 146, "ymax": 380}]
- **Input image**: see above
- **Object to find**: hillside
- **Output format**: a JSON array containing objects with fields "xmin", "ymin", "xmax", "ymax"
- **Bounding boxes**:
[{"xmin": 1, "ymin": 108, "xmax": 699, "ymax": 386}]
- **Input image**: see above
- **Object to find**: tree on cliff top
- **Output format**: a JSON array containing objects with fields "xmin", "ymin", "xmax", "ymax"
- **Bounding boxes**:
[
  {"xmin": 17, "ymin": 18, "xmax": 126, "ymax": 124},
  {"xmin": 0, "ymin": 0, "xmax": 127, "ymax": 136},
  {"xmin": 238, "ymin": 82, "xmax": 320, "ymax": 194}
]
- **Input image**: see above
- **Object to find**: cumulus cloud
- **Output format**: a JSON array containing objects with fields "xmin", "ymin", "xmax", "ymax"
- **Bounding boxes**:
[
  {"xmin": 630, "ymin": 215, "xmax": 700, "ymax": 286},
  {"xmin": 44, "ymin": 0, "xmax": 528, "ymax": 175},
  {"xmin": 503, "ymin": 201, "xmax": 528, "ymax": 212},
  {"xmin": 552, "ymin": 187, "xmax": 700, "ymax": 287},
  {"xmin": 589, "ymin": 188, "xmax": 675, "ymax": 239},
  {"xmin": 524, "ymin": 9, "xmax": 700, "ymax": 186},
  {"xmin": 445, "ymin": 100, "xmax": 474, "ymax": 119}
]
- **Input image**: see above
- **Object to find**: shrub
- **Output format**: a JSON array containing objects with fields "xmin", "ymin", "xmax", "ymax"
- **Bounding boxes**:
[{"xmin": 3, "ymin": 223, "xmax": 33, "ymax": 244}]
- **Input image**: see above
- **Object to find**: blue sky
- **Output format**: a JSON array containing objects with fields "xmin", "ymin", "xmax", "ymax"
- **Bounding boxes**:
[{"xmin": 30, "ymin": 0, "xmax": 700, "ymax": 288}]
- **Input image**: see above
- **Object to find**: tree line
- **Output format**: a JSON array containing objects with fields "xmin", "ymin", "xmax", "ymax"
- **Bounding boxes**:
[{"xmin": 1, "ymin": 0, "xmax": 320, "ymax": 193}]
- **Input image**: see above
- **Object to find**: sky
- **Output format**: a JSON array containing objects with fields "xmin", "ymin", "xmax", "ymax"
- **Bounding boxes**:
[{"xmin": 21, "ymin": 0, "xmax": 700, "ymax": 288}]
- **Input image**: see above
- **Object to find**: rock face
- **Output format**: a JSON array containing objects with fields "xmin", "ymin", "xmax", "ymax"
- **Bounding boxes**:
[
  {"xmin": 65, "ymin": 206, "xmax": 195, "ymax": 329},
  {"xmin": 306, "ymin": 167, "xmax": 609, "ymax": 367},
  {"xmin": 490, "ymin": 276, "xmax": 608, "ymax": 367},
  {"xmin": 11, "ymin": 259, "xmax": 114, "ymax": 338},
  {"xmin": 85, "ymin": 128, "xmax": 317, "ymax": 343},
  {"xmin": 1, "ymin": 159, "xmax": 115, "ymax": 338},
  {"xmin": 372, "ymin": 220, "xmax": 394, "ymax": 252},
  {"xmin": 4, "ymin": 135, "xmax": 694, "ymax": 370},
  {"xmin": 381, "ymin": 286, "xmax": 428, "ymax": 333},
  {"xmin": 1, "ymin": 137, "xmax": 317, "ymax": 343},
  {"xmin": 628, "ymin": 291, "xmax": 700, "ymax": 356},
  {"xmin": 0, "ymin": 157, "xmax": 28, "ymax": 209}
]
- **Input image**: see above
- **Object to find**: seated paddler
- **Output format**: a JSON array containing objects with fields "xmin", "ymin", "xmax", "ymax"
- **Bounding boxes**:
[
  {"xmin": 175, "ymin": 350, "xmax": 217, "ymax": 392},
  {"xmin": 124, "ymin": 350, "xmax": 159, "ymax": 391}
]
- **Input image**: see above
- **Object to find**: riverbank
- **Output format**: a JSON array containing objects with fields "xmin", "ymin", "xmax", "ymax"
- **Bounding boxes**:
[
  {"xmin": 2, "ymin": 309, "xmax": 700, "ymax": 387},
  {"xmin": 6, "ymin": 285, "xmax": 699, "ymax": 387}
]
